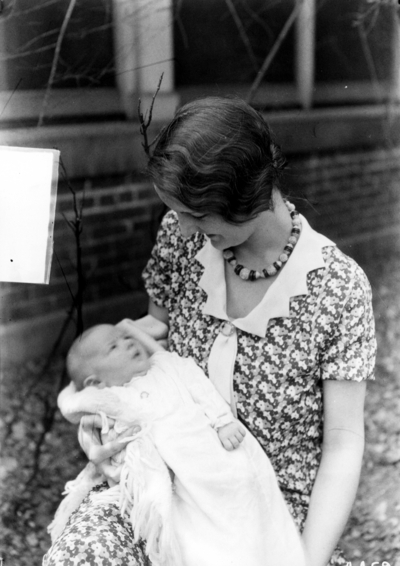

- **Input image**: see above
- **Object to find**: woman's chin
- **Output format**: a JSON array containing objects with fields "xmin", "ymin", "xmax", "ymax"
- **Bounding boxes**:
[{"xmin": 207, "ymin": 235, "xmax": 223, "ymax": 249}]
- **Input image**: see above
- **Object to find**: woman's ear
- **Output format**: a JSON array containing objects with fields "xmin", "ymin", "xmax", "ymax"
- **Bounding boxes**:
[{"xmin": 83, "ymin": 374, "xmax": 103, "ymax": 388}]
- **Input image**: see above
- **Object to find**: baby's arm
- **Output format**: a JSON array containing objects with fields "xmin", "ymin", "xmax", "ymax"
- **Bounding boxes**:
[
  {"xmin": 171, "ymin": 354, "xmax": 246, "ymax": 450},
  {"xmin": 117, "ymin": 318, "xmax": 165, "ymax": 355},
  {"xmin": 217, "ymin": 419, "xmax": 246, "ymax": 451}
]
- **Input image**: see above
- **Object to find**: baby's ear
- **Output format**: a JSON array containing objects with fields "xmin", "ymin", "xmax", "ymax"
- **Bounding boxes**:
[{"xmin": 83, "ymin": 375, "xmax": 103, "ymax": 388}]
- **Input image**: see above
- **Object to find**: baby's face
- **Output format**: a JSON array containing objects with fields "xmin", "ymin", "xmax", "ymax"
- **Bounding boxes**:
[{"xmin": 81, "ymin": 324, "xmax": 151, "ymax": 387}]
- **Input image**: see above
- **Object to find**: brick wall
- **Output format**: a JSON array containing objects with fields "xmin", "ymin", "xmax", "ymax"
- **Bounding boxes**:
[
  {"xmin": 0, "ymin": 176, "xmax": 165, "ymax": 358},
  {"xmin": 291, "ymin": 147, "xmax": 400, "ymax": 238},
  {"xmin": 289, "ymin": 146, "xmax": 400, "ymax": 264},
  {"xmin": 1, "ymin": 143, "xmax": 399, "ymax": 360},
  {"xmin": 50, "ymin": 176, "xmax": 164, "ymax": 317}
]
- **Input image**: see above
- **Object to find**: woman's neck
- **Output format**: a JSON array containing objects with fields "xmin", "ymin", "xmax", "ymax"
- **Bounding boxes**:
[{"xmin": 233, "ymin": 191, "xmax": 293, "ymax": 269}]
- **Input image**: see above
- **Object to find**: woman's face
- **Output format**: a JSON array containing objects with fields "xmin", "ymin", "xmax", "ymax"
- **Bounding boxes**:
[{"xmin": 155, "ymin": 188, "xmax": 261, "ymax": 251}]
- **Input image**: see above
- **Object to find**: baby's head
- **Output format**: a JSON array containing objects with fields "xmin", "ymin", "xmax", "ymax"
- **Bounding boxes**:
[{"xmin": 67, "ymin": 324, "xmax": 151, "ymax": 391}]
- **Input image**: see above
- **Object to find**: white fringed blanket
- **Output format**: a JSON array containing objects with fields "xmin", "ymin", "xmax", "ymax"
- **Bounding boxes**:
[{"xmin": 50, "ymin": 351, "xmax": 305, "ymax": 566}]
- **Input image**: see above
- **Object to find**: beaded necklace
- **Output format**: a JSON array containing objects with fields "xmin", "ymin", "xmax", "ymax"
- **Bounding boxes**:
[{"xmin": 222, "ymin": 200, "xmax": 301, "ymax": 281}]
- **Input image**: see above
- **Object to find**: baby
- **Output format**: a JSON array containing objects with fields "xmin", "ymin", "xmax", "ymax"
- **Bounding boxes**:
[
  {"xmin": 48, "ymin": 321, "xmax": 305, "ymax": 566},
  {"xmin": 66, "ymin": 321, "xmax": 245, "ymax": 451}
]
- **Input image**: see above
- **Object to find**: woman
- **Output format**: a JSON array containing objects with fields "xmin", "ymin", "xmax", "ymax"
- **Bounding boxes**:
[{"xmin": 45, "ymin": 97, "xmax": 376, "ymax": 566}]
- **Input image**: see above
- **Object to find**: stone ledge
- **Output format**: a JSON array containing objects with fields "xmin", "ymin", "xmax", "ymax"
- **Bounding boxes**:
[
  {"xmin": 0, "ymin": 105, "xmax": 399, "ymax": 178},
  {"xmin": 266, "ymin": 105, "xmax": 400, "ymax": 154}
]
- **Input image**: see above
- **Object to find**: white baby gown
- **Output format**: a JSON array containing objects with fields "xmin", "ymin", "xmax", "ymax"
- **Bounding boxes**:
[{"xmin": 54, "ymin": 351, "xmax": 305, "ymax": 566}]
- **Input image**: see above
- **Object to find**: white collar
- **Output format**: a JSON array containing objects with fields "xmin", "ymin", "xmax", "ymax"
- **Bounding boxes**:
[{"xmin": 195, "ymin": 215, "xmax": 336, "ymax": 337}]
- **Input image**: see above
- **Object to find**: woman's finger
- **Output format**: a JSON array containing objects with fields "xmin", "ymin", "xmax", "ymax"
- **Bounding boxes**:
[
  {"xmin": 78, "ymin": 417, "xmax": 123, "ymax": 462},
  {"xmin": 78, "ymin": 417, "xmax": 102, "ymax": 460},
  {"xmin": 99, "ymin": 462, "xmax": 122, "ymax": 486},
  {"xmin": 80, "ymin": 414, "xmax": 104, "ymax": 432},
  {"xmin": 89, "ymin": 436, "xmax": 131, "ymax": 465},
  {"xmin": 125, "ymin": 315, "xmax": 169, "ymax": 340}
]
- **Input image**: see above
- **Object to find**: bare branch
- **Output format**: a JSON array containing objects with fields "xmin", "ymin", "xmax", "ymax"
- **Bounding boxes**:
[
  {"xmin": 0, "ymin": 78, "xmax": 22, "ymax": 119},
  {"xmin": 236, "ymin": 0, "xmax": 276, "ymax": 42},
  {"xmin": 59, "ymin": 159, "xmax": 86, "ymax": 336},
  {"xmin": 37, "ymin": 0, "xmax": 78, "ymax": 127},
  {"xmin": 0, "ymin": 22, "xmax": 114, "ymax": 63},
  {"xmin": 138, "ymin": 73, "xmax": 164, "ymax": 156},
  {"xmin": 0, "ymin": 42, "xmax": 58, "ymax": 62},
  {"xmin": 224, "ymin": 0, "xmax": 259, "ymax": 72},
  {"xmin": 54, "ymin": 249, "xmax": 75, "ymax": 302},
  {"xmin": 8, "ymin": 28, "xmax": 60, "ymax": 54},
  {"xmin": 11, "ymin": 0, "xmax": 60, "ymax": 17},
  {"xmin": 246, "ymin": 0, "xmax": 304, "ymax": 104},
  {"xmin": 353, "ymin": 2, "xmax": 380, "ymax": 34}
]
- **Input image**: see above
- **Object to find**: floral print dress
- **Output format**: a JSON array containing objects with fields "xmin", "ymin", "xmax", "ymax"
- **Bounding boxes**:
[
  {"xmin": 44, "ymin": 210, "xmax": 376, "ymax": 566},
  {"xmin": 142, "ymin": 211, "xmax": 377, "ymax": 565}
]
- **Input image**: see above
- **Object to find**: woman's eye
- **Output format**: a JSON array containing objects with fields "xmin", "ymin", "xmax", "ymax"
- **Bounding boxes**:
[
  {"xmin": 181, "ymin": 211, "xmax": 207, "ymax": 220},
  {"xmin": 190, "ymin": 213, "xmax": 207, "ymax": 220}
]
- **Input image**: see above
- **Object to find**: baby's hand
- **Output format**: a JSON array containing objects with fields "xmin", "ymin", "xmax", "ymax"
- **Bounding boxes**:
[{"xmin": 217, "ymin": 420, "xmax": 246, "ymax": 451}]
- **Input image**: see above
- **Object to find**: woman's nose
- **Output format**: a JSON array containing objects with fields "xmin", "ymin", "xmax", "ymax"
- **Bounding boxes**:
[{"xmin": 177, "ymin": 213, "xmax": 198, "ymax": 238}]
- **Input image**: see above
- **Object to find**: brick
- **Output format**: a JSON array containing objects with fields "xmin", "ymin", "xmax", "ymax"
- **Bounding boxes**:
[{"xmin": 2, "ymin": 149, "xmax": 400, "ymax": 325}]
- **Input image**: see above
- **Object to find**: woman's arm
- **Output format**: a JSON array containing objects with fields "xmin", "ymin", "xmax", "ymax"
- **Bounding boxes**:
[
  {"xmin": 117, "ymin": 318, "xmax": 165, "ymax": 354},
  {"xmin": 301, "ymin": 379, "xmax": 366, "ymax": 566},
  {"xmin": 148, "ymin": 298, "xmax": 169, "ymax": 326},
  {"xmin": 124, "ymin": 299, "xmax": 169, "ymax": 349}
]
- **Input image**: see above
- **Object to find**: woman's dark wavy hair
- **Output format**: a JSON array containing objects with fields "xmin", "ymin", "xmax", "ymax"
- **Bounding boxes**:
[{"xmin": 147, "ymin": 96, "xmax": 287, "ymax": 224}]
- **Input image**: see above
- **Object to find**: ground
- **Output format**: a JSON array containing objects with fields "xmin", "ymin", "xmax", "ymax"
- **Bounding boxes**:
[{"xmin": 1, "ymin": 255, "xmax": 399, "ymax": 566}]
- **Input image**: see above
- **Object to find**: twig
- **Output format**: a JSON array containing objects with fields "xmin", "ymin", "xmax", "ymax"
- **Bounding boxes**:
[
  {"xmin": 354, "ymin": 6, "xmax": 396, "ymax": 150},
  {"xmin": 0, "ymin": 43, "xmax": 58, "ymax": 62},
  {"xmin": 224, "ymin": 0, "xmax": 259, "ymax": 72},
  {"xmin": 11, "ymin": 0, "xmax": 59, "ymax": 18},
  {"xmin": 246, "ymin": 0, "xmax": 304, "ymax": 104},
  {"xmin": 0, "ymin": 78, "xmax": 22, "ymax": 119},
  {"xmin": 59, "ymin": 159, "xmax": 85, "ymax": 336},
  {"xmin": 37, "ymin": 0, "xmax": 77, "ymax": 127},
  {"xmin": 138, "ymin": 73, "xmax": 164, "ymax": 156}
]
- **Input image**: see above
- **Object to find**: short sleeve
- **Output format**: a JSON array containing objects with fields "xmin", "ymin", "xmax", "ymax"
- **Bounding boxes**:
[
  {"xmin": 142, "ymin": 211, "xmax": 180, "ymax": 309},
  {"xmin": 320, "ymin": 266, "xmax": 377, "ymax": 382}
]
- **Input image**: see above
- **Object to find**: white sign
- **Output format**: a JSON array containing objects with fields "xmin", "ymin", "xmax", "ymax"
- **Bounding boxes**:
[{"xmin": 0, "ymin": 146, "xmax": 59, "ymax": 284}]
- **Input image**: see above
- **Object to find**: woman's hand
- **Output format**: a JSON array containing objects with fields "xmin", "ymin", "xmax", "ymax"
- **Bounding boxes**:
[
  {"xmin": 117, "ymin": 318, "xmax": 165, "ymax": 354},
  {"xmin": 78, "ymin": 415, "xmax": 135, "ymax": 486},
  {"xmin": 118, "ymin": 314, "xmax": 169, "ymax": 349}
]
